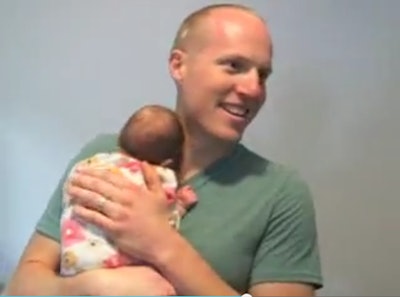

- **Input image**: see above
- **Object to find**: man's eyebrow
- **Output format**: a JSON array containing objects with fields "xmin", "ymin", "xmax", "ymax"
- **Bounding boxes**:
[
  {"xmin": 218, "ymin": 54, "xmax": 272, "ymax": 78},
  {"xmin": 217, "ymin": 54, "xmax": 272, "ymax": 74}
]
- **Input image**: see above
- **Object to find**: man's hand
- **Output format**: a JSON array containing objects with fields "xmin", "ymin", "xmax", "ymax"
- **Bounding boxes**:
[
  {"xmin": 66, "ymin": 161, "xmax": 181, "ymax": 263},
  {"xmin": 78, "ymin": 266, "xmax": 176, "ymax": 296},
  {"xmin": 65, "ymin": 161, "xmax": 239, "ymax": 296}
]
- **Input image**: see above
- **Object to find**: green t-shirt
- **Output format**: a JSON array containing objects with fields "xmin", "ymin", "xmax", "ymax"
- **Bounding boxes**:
[{"xmin": 36, "ymin": 134, "xmax": 323, "ymax": 293}]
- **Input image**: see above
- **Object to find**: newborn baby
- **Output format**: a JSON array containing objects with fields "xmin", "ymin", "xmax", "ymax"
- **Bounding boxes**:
[{"xmin": 60, "ymin": 105, "xmax": 197, "ymax": 279}]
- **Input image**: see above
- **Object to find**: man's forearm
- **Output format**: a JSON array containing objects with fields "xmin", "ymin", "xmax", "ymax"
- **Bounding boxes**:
[
  {"xmin": 5, "ymin": 262, "xmax": 81, "ymax": 295},
  {"xmin": 154, "ymin": 231, "xmax": 239, "ymax": 296}
]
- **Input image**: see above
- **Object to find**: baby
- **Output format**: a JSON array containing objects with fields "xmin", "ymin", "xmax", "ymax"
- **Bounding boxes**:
[{"xmin": 59, "ymin": 105, "xmax": 197, "ymax": 279}]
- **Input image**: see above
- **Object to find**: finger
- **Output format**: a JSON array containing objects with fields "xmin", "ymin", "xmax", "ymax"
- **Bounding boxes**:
[
  {"xmin": 69, "ymin": 172, "xmax": 125, "ymax": 204},
  {"xmin": 72, "ymin": 205, "xmax": 118, "ymax": 235},
  {"xmin": 141, "ymin": 162, "xmax": 164, "ymax": 195},
  {"xmin": 176, "ymin": 186, "xmax": 198, "ymax": 207},
  {"xmin": 67, "ymin": 184, "xmax": 123, "ymax": 219},
  {"xmin": 76, "ymin": 166, "xmax": 133, "ymax": 189}
]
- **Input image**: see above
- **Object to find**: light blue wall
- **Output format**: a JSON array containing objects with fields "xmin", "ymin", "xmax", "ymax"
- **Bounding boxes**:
[{"xmin": 1, "ymin": 0, "xmax": 399, "ymax": 295}]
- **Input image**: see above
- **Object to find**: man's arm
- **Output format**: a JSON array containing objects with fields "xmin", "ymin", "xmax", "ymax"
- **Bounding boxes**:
[
  {"xmin": 155, "ymin": 230, "xmax": 239, "ymax": 296},
  {"xmin": 154, "ymin": 231, "xmax": 315, "ymax": 296},
  {"xmin": 250, "ymin": 282, "xmax": 315, "ymax": 296},
  {"xmin": 247, "ymin": 170, "xmax": 323, "ymax": 296},
  {"xmin": 153, "ymin": 170, "xmax": 322, "ymax": 296},
  {"xmin": 4, "ymin": 233, "xmax": 83, "ymax": 295}
]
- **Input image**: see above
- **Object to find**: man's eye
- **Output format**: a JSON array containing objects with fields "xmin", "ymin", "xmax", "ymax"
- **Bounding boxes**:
[
  {"xmin": 226, "ymin": 60, "xmax": 245, "ymax": 72},
  {"xmin": 228, "ymin": 61, "xmax": 239, "ymax": 68}
]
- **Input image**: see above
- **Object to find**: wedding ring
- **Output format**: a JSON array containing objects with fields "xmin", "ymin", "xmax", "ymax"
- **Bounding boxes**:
[{"xmin": 97, "ymin": 196, "xmax": 107, "ymax": 213}]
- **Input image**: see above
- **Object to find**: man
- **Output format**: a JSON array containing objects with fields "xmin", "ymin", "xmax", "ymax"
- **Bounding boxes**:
[{"xmin": 5, "ymin": 4, "xmax": 323, "ymax": 296}]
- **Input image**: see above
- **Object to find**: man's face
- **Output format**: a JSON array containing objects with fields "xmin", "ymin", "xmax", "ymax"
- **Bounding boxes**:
[{"xmin": 171, "ymin": 10, "xmax": 273, "ymax": 144}]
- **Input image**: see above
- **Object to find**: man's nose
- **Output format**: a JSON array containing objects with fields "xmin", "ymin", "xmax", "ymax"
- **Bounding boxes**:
[{"xmin": 235, "ymin": 69, "xmax": 264, "ymax": 99}]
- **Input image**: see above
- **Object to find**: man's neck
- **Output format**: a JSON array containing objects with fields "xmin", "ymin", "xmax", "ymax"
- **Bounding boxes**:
[
  {"xmin": 179, "ymin": 134, "xmax": 237, "ymax": 182},
  {"xmin": 175, "ymin": 103, "xmax": 239, "ymax": 182}
]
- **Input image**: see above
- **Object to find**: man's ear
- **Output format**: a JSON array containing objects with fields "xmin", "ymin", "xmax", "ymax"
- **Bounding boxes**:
[{"xmin": 169, "ymin": 49, "xmax": 186, "ymax": 82}]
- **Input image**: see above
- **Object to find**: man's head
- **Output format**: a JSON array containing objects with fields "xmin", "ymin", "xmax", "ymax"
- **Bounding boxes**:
[
  {"xmin": 169, "ymin": 4, "xmax": 273, "ymax": 145},
  {"xmin": 118, "ymin": 105, "xmax": 185, "ymax": 171}
]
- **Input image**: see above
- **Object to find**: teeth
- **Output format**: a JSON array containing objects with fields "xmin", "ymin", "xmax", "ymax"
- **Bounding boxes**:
[{"xmin": 221, "ymin": 104, "xmax": 248, "ymax": 117}]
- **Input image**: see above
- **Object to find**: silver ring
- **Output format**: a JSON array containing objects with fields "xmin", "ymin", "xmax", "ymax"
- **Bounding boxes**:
[{"xmin": 97, "ymin": 196, "xmax": 107, "ymax": 213}]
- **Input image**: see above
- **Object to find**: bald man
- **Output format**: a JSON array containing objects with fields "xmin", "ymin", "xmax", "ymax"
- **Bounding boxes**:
[{"xmin": 5, "ymin": 4, "xmax": 323, "ymax": 296}]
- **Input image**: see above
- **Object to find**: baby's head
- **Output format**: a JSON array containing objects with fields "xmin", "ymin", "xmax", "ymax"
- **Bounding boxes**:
[{"xmin": 118, "ymin": 105, "xmax": 185, "ymax": 171}]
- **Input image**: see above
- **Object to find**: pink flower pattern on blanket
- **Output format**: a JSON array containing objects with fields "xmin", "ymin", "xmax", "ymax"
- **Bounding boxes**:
[
  {"xmin": 61, "ymin": 218, "xmax": 87, "ymax": 247},
  {"xmin": 102, "ymin": 253, "xmax": 134, "ymax": 268},
  {"xmin": 59, "ymin": 152, "xmax": 197, "ymax": 277}
]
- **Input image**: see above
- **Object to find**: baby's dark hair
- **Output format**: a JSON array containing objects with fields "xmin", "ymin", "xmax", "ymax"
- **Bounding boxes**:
[{"xmin": 118, "ymin": 105, "xmax": 185, "ymax": 171}]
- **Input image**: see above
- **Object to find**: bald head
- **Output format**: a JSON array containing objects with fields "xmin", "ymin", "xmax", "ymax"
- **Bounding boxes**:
[
  {"xmin": 168, "ymin": 4, "xmax": 273, "ymax": 147},
  {"xmin": 171, "ymin": 4, "xmax": 270, "ymax": 53}
]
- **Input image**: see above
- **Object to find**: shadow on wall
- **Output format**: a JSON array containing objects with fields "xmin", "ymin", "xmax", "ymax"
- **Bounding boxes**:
[{"xmin": 244, "ymin": 62, "xmax": 334, "ymax": 175}]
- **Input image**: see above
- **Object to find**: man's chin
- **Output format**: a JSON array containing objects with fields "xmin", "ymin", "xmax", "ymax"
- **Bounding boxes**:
[
  {"xmin": 193, "ymin": 124, "xmax": 244, "ymax": 146},
  {"xmin": 215, "ymin": 130, "xmax": 243, "ymax": 145}
]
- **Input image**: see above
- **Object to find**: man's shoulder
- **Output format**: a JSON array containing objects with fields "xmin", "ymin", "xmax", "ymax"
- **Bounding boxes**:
[
  {"xmin": 235, "ymin": 144, "xmax": 312, "ymax": 201},
  {"xmin": 237, "ymin": 144, "xmax": 300, "ymax": 182}
]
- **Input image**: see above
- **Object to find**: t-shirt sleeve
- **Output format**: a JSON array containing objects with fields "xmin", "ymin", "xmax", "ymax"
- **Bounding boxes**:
[
  {"xmin": 35, "ymin": 134, "xmax": 117, "ymax": 242},
  {"xmin": 250, "ymin": 170, "xmax": 324, "ymax": 289}
]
